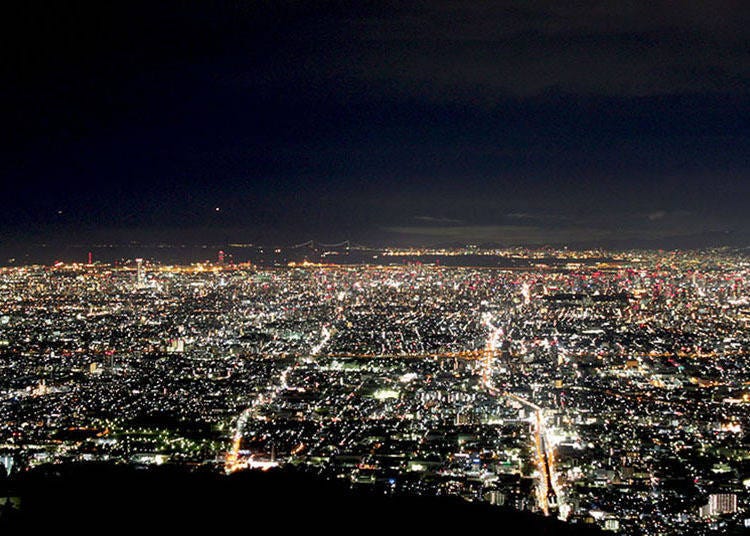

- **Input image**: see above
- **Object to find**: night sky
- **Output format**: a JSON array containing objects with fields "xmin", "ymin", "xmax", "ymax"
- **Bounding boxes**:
[{"xmin": 4, "ymin": 1, "xmax": 750, "ymax": 250}]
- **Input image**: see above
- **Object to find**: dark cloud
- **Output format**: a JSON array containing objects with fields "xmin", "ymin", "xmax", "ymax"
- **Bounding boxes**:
[
  {"xmin": 648, "ymin": 210, "xmax": 668, "ymax": 221},
  {"xmin": 325, "ymin": 0, "xmax": 750, "ymax": 99},
  {"xmin": 413, "ymin": 216, "xmax": 464, "ymax": 224},
  {"xmin": 381, "ymin": 222, "xmax": 702, "ymax": 247},
  {"xmin": 2, "ymin": 1, "xmax": 750, "ymax": 251},
  {"xmin": 383, "ymin": 225, "xmax": 613, "ymax": 244}
]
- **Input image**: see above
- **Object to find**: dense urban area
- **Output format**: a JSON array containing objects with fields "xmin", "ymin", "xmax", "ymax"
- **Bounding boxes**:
[{"xmin": 0, "ymin": 246, "xmax": 748, "ymax": 534}]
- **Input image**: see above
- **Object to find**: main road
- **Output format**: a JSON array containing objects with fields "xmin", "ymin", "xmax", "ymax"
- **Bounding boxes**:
[{"xmin": 480, "ymin": 313, "xmax": 561, "ymax": 516}]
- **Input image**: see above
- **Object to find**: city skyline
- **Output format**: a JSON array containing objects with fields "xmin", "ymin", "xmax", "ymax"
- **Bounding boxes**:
[{"xmin": 0, "ymin": 247, "xmax": 748, "ymax": 534}]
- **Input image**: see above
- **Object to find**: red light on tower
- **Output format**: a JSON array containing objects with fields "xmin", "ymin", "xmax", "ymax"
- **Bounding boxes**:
[
  {"xmin": 88, "ymin": 251, "xmax": 93, "ymax": 265},
  {"xmin": 218, "ymin": 250, "xmax": 225, "ymax": 264}
]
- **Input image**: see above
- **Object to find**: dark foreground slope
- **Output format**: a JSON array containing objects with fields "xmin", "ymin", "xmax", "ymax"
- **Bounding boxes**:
[{"xmin": 0, "ymin": 464, "xmax": 600, "ymax": 535}]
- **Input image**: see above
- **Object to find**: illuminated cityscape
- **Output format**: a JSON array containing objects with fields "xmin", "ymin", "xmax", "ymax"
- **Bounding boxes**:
[
  {"xmin": 0, "ymin": 246, "xmax": 748, "ymax": 533},
  {"xmin": 5, "ymin": 1, "xmax": 750, "ymax": 533}
]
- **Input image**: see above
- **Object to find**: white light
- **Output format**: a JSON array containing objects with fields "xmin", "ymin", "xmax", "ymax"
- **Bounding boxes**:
[{"xmin": 373, "ymin": 389, "xmax": 399, "ymax": 400}]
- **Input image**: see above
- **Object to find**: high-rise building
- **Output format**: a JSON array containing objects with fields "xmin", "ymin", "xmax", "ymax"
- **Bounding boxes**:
[
  {"xmin": 0, "ymin": 455, "xmax": 13, "ymax": 477},
  {"xmin": 699, "ymin": 493, "xmax": 738, "ymax": 517},
  {"xmin": 135, "ymin": 258, "xmax": 145, "ymax": 288},
  {"xmin": 167, "ymin": 338, "xmax": 185, "ymax": 353},
  {"xmin": 604, "ymin": 518, "xmax": 619, "ymax": 532},
  {"xmin": 710, "ymin": 493, "xmax": 737, "ymax": 514},
  {"xmin": 521, "ymin": 282, "xmax": 531, "ymax": 304}
]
